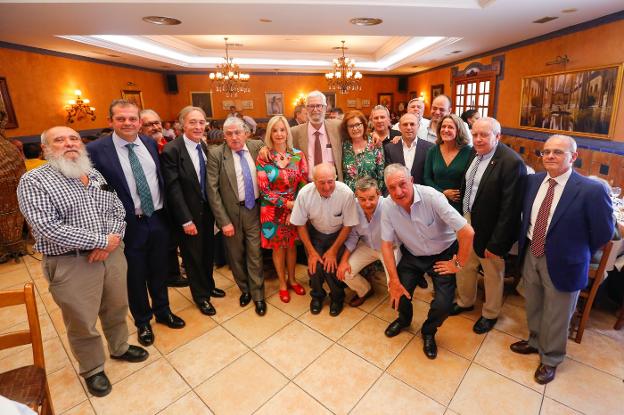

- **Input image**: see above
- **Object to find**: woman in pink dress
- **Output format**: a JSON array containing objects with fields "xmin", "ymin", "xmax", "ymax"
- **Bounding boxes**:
[{"xmin": 257, "ymin": 115, "xmax": 308, "ymax": 302}]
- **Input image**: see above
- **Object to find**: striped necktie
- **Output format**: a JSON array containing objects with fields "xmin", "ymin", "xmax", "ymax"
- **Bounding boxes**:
[
  {"xmin": 530, "ymin": 178, "xmax": 557, "ymax": 258},
  {"xmin": 463, "ymin": 155, "xmax": 483, "ymax": 214},
  {"xmin": 126, "ymin": 143, "xmax": 154, "ymax": 216}
]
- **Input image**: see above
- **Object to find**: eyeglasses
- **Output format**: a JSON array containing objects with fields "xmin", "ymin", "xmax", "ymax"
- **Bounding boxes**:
[
  {"xmin": 348, "ymin": 122, "xmax": 364, "ymax": 130},
  {"xmin": 142, "ymin": 121, "xmax": 161, "ymax": 127},
  {"xmin": 224, "ymin": 129, "xmax": 245, "ymax": 137},
  {"xmin": 306, "ymin": 104, "xmax": 325, "ymax": 110},
  {"xmin": 540, "ymin": 149, "xmax": 571, "ymax": 157}
]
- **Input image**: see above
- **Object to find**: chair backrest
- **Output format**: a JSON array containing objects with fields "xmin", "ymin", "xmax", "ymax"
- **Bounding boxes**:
[{"xmin": 0, "ymin": 283, "xmax": 45, "ymax": 369}]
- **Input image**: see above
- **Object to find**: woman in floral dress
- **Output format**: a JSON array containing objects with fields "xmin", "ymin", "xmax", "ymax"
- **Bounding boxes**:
[
  {"xmin": 341, "ymin": 110, "xmax": 385, "ymax": 193},
  {"xmin": 257, "ymin": 115, "xmax": 308, "ymax": 303}
]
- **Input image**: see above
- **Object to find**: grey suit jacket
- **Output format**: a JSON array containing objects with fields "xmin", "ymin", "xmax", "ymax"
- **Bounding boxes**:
[
  {"xmin": 290, "ymin": 119, "xmax": 344, "ymax": 181},
  {"xmin": 206, "ymin": 139, "xmax": 263, "ymax": 229}
]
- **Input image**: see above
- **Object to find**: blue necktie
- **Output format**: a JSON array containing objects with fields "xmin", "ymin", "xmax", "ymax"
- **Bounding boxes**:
[
  {"xmin": 196, "ymin": 143, "xmax": 207, "ymax": 201},
  {"xmin": 236, "ymin": 149, "xmax": 256, "ymax": 209},
  {"xmin": 126, "ymin": 143, "xmax": 154, "ymax": 216}
]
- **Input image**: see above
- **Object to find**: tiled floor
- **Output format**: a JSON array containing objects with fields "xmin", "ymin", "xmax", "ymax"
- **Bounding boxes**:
[{"xmin": 1, "ymin": 254, "xmax": 624, "ymax": 415}]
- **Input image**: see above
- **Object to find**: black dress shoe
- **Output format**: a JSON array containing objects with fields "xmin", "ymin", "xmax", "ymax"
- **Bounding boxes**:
[
  {"xmin": 156, "ymin": 312, "xmax": 186, "ymax": 329},
  {"xmin": 85, "ymin": 371, "xmax": 111, "ymax": 397},
  {"xmin": 310, "ymin": 298, "xmax": 323, "ymax": 314},
  {"xmin": 240, "ymin": 292, "xmax": 252, "ymax": 307},
  {"xmin": 384, "ymin": 319, "xmax": 408, "ymax": 338},
  {"xmin": 110, "ymin": 345, "xmax": 149, "ymax": 363},
  {"xmin": 198, "ymin": 300, "xmax": 216, "ymax": 316},
  {"xmin": 422, "ymin": 334, "xmax": 438, "ymax": 359},
  {"xmin": 329, "ymin": 301, "xmax": 344, "ymax": 317},
  {"xmin": 166, "ymin": 276, "xmax": 189, "ymax": 287},
  {"xmin": 449, "ymin": 302, "xmax": 475, "ymax": 316},
  {"xmin": 137, "ymin": 324, "xmax": 154, "ymax": 346},
  {"xmin": 534, "ymin": 363, "xmax": 557, "ymax": 384},
  {"xmin": 510, "ymin": 340, "xmax": 539, "ymax": 355},
  {"xmin": 211, "ymin": 288, "xmax": 226, "ymax": 298},
  {"xmin": 255, "ymin": 300, "xmax": 267, "ymax": 316},
  {"xmin": 473, "ymin": 316, "xmax": 498, "ymax": 334}
]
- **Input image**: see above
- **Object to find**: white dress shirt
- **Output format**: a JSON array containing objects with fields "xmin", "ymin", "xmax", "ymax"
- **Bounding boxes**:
[
  {"xmin": 112, "ymin": 132, "xmax": 163, "ymax": 215},
  {"xmin": 232, "ymin": 144, "xmax": 259, "ymax": 202},
  {"xmin": 464, "ymin": 143, "xmax": 497, "ymax": 211},
  {"xmin": 402, "ymin": 138, "xmax": 418, "ymax": 172},
  {"xmin": 527, "ymin": 168, "xmax": 573, "ymax": 240},
  {"xmin": 183, "ymin": 134, "xmax": 206, "ymax": 184}
]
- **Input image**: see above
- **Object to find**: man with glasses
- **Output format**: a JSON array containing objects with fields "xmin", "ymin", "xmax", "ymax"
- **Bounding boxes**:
[
  {"xmin": 207, "ymin": 116, "xmax": 267, "ymax": 316},
  {"xmin": 161, "ymin": 106, "xmax": 226, "ymax": 317},
  {"xmin": 512, "ymin": 135, "xmax": 613, "ymax": 385},
  {"xmin": 384, "ymin": 113, "xmax": 433, "ymax": 186},
  {"xmin": 291, "ymin": 90, "xmax": 343, "ymax": 181},
  {"xmin": 88, "ymin": 100, "xmax": 185, "ymax": 347}
]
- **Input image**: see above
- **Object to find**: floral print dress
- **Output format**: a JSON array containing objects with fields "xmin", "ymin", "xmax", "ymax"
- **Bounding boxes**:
[
  {"xmin": 257, "ymin": 148, "xmax": 308, "ymax": 249},
  {"xmin": 342, "ymin": 136, "xmax": 386, "ymax": 193}
]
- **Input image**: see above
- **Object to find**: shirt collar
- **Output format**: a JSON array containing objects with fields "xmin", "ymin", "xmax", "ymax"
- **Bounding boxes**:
[
  {"xmin": 478, "ymin": 142, "xmax": 498, "ymax": 160},
  {"xmin": 112, "ymin": 131, "xmax": 140, "ymax": 149},
  {"xmin": 308, "ymin": 122, "xmax": 327, "ymax": 137},
  {"xmin": 402, "ymin": 136, "xmax": 418, "ymax": 150},
  {"xmin": 183, "ymin": 134, "xmax": 201, "ymax": 148},
  {"xmin": 546, "ymin": 167, "xmax": 573, "ymax": 186}
]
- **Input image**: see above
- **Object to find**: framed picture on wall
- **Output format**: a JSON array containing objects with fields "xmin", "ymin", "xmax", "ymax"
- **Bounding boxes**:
[
  {"xmin": 121, "ymin": 90, "xmax": 144, "ymax": 110},
  {"xmin": 0, "ymin": 77, "xmax": 18, "ymax": 129},
  {"xmin": 222, "ymin": 100, "xmax": 235, "ymax": 110},
  {"xmin": 241, "ymin": 100, "xmax": 254, "ymax": 110},
  {"xmin": 377, "ymin": 93, "xmax": 393, "ymax": 111},
  {"xmin": 519, "ymin": 64, "xmax": 623, "ymax": 139},
  {"xmin": 361, "ymin": 99, "xmax": 370, "ymax": 108},
  {"xmin": 190, "ymin": 91, "xmax": 214, "ymax": 118},
  {"xmin": 265, "ymin": 92, "xmax": 284, "ymax": 115},
  {"xmin": 323, "ymin": 92, "xmax": 336, "ymax": 111},
  {"xmin": 431, "ymin": 84, "xmax": 444, "ymax": 100}
]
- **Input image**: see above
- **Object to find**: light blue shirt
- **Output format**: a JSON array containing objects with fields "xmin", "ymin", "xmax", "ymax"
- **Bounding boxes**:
[
  {"xmin": 464, "ymin": 143, "xmax": 497, "ymax": 211},
  {"xmin": 382, "ymin": 185, "xmax": 467, "ymax": 256},
  {"xmin": 345, "ymin": 196, "xmax": 387, "ymax": 252}
]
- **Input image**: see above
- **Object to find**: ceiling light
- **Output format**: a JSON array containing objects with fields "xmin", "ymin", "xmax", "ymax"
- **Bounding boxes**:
[
  {"xmin": 209, "ymin": 37, "xmax": 251, "ymax": 97},
  {"xmin": 561, "ymin": 8, "xmax": 578, "ymax": 13},
  {"xmin": 325, "ymin": 41, "xmax": 362, "ymax": 95},
  {"xmin": 350, "ymin": 17, "xmax": 383, "ymax": 26},
  {"xmin": 450, "ymin": 50, "xmax": 462, "ymax": 54},
  {"xmin": 533, "ymin": 16, "xmax": 558, "ymax": 24},
  {"xmin": 259, "ymin": 18, "xmax": 272, "ymax": 23},
  {"xmin": 142, "ymin": 16, "xmax": 181, "ymax": 25}
]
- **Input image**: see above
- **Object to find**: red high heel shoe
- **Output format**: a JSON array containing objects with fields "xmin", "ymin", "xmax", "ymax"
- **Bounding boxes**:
[
  {"xmin": 288, "ymin": 282, "xmax": 306, "ymax": 296},
  {"xmin": 279, "ymin": 289, "xmax": 290, "ymax": 303}
]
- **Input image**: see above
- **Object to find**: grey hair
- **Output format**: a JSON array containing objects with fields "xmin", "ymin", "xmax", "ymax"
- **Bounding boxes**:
[
  {"xmin": 306, "ymin": 90, "xmax": 327, "ymax": 106},
  {"xmin": 371, "ymin": 105, "xmax": 390, "ymax": 118},
  {"xmin": 548, "ymin": 134, "xmax": 577, "ymax": 152},
  {"xmin": 407, "ymin": 97, "xmax": 424, "ymax": 108},
  {"xmin": 178, "ymin": 106, "xmax": 206, "ymax": 124},
  {"xmin": 476, "ymin": 116, "xmax": 502, "ymax": 136},
  {"xmin": 384, "ymin": 163, "xmax": 410, "ymax": 184},
  {"xmin": 140, "ymin": 109, "xmax": 161, "ymax": 120},
  {"xmin": 355, "ymin": 176, "xmax": 379, "ymax": 193},
  {"xmin": 223, "ymin": 116, "xmax": 247, "ymax": 132}
]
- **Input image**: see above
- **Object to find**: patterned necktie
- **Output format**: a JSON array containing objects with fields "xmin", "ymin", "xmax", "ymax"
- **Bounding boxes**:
[
  {"xmin": 462, "ymin": 155, "xmax": 483, "ymax": 214},
  {"xmin": 530, "ymin": 178, "xmax": 557, "ymax": 258},
  {"xmin": 236, "ymin": 149, "xmax": 256, "ymax": 209},
  {"xmin": 313, "ymin": 131, "xmax": 323, "ymax": 166},
  {"xmin": 126, "ymin": 143, "xmax": 154, "ymax": 216},
  {"xmin": 196, "ymin": 143, "xmax": 207, "ymax": 201}
]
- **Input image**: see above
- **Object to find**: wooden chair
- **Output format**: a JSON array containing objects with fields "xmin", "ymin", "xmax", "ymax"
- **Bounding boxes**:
[
  {"xmin": 0, "ymin": 283, "xmax": 54, "ymax": 415},
  {"xmin": 569, "ymin": 241, "xmax": 613, "ymax": 343}
]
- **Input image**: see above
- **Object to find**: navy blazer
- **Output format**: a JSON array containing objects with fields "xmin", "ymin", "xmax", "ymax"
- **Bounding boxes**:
[
  {"xmin": 87, "ymin": 134, "xmax": 166, "ymax": 248},
  {"xmin": 383, "ymin": 138, "xmax": 433, "ymax": 185},
  {"xmin": 519, "ymin": 170, "xmax": 614, "ymax": 292}
]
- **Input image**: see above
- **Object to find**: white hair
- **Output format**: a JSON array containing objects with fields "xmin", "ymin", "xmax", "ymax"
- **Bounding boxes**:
[
  {"xmin": 548, "ymin": 134, "xmax": 577, "ymax": 152},
  {"xmin": 306, "ymin": 90, "xmax": 327, "ymax": 106},
  {"xmin": 384, "ymin": 163, "xmax": 410, "ymax": 184}
]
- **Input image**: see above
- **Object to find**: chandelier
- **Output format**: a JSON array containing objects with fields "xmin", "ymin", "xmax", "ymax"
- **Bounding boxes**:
[
  {"xmin": 209, "ymin": 37, "xmax": 251, "ymax": 97},
  {"xmin": 325, "ymin": 41, "xmax": 363, "ymax": 94},
  {"xmin": 65, "ymin": 90, "xmax": 96, "ymax": 123}
]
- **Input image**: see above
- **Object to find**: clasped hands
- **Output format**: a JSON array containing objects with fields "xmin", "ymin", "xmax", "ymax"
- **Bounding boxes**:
[{"xmin": 88, "ymin": 233, "xmax": 122, "ymax": 263}]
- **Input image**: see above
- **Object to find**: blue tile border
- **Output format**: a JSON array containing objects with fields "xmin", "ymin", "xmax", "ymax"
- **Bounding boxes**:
[{"xmin": 502, "ymin": 127, "xmax": 624, "ymax": 155}]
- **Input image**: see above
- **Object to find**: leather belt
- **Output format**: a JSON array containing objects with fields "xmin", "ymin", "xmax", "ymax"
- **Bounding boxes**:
[
  {"xmin": 136, "ymin": 209, "xmax": 163, "ymax": 220},
  {"xmin": 48, "ymin": 249, "xmax": 91, "ymax": 257}
]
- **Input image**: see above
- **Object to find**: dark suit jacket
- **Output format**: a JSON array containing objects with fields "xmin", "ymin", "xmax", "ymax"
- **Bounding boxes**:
[
  {"xmin": 519, "ymin": 171, "xmax": 613, "ymax": 292},
  {"xmin": 87, "ymin": 134, "xmax": 165, "ymax": 248},
  {"xmin": 160, "ymin": 137, "xmax": 213, "ymax": 227},
  {"xmin": 460, "ymin": 143, "xmax": 526, "ymax": 258},
  {"xmin": 383, "ymin": 138, "xmax": 433, "ymax": 185}
]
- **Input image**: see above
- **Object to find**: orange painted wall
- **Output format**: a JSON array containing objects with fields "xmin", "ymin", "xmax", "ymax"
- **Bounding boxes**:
[{"xmin": 408, "ymin": 18, "xmax": 624, "ymax": 140}]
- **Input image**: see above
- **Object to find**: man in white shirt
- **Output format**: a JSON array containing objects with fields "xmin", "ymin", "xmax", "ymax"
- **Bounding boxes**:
[
  {"xmin": 392, "ymin": 98, "xmax": 430, "ymax": 140},
  {"xmin": 291, "ymin": 163, "xmax": 359, "ymax": 316},
  {"xmin": 384, "ymin": 113, "xmax": 433, "ymax": 186}
]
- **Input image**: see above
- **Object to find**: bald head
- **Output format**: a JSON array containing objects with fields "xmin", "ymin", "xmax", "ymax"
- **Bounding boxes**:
[
  {"xmin": 399, "ymin": 113, "xmax": 419, "ymax": 143},
  {"xmin": 312, "ymin": 163, "xmax": 337, "ymax": 198},
  {"xmin": 41, "ymin": 126, "xmax": 80, "ymax": 146},
  {"xmin": 431, "ymin": 95, "xmax": 452, "ymax": 124}
]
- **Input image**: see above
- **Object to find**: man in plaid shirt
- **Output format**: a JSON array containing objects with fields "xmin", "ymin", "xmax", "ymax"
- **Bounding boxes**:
[{"xmin": 17, "ymin": 126, "xmax": 148, "ymax": 398}]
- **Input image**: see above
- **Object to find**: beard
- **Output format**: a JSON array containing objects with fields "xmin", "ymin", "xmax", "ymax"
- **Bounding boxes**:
[{"xmin": 46, "ymin": 148, "xmax": 92, "ymax": 178}]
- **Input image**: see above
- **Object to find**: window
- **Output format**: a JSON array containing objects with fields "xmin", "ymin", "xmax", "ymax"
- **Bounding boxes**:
[{"xmin": 450, "ymin": 60, "xmax": 502, "ymax": 119}]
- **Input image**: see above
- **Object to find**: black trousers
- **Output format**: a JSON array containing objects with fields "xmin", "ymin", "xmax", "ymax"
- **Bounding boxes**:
[
  {"xmin": 178, "ymin": 202, "xmax": 216, "ymax": 304},
  {"xmin": 308, "ymin": 226, "xmax": 345, "ymax": 303},
  {"xmin": 397, "ymin": 242, "xmax": 458, "ymax": 335},
  {"xmin": 124, "ymin": 210, "xmax": 170, "ymax": 327}
]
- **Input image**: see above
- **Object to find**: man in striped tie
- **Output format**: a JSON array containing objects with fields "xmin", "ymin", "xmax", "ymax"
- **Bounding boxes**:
[{"xmin": 512, "ymin": 135, "xmax": 613, "ymax": 384}]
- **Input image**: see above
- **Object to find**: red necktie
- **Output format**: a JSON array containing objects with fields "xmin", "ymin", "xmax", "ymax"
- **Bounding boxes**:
[
  {"xmin": 530, "ymin": 178, "xmax": 557, "ymax": 257},
  {"xmin": 313, "ymin": 131, "xmax": 322, "ymax": 166}
]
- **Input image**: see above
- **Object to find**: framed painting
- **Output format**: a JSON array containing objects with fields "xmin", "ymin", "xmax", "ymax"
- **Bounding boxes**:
[
  {"xmin": 377, "ymin": 93, "xmax": 393, "ymax": 111},
  {"xmin": 431, "ymin": 84, "xmax": 444, "ymax": 100},
  {"xmin": 222, "ymin": 100, "xmax": 235, "ymax": 111},
  {"xmin": 361, "ymin": 99, "xmax": 370, "ymax": 108},
  {"xmin": 241, "ymin": 100, "xmax": 254, "ymax": 110},
  {"xmin": 121, "ymin": 90, "xmax": 144, "ymax": 110},
  {"xmin": 190, "ymin": 91, "xmax": 214, "ymax": 118},
  {"xmin": 0, "ymin": 77, "xmax": 18, "ymax": 129},
  {"xmin": 519, "ymin": 64, "xmax": 623, "ymax": 138},
  {"xmin": 323, "ymin": 92, "xmax": 336, "ymax": 111},
  {"xmin": 265, "ymin": 92, "xmax": 284, "ymax": 115}
]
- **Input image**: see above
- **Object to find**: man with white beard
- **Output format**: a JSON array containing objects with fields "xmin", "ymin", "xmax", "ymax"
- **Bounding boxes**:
[{"xmin": 17, "ymin": 126, "xmax": 149, "ymax": 398}]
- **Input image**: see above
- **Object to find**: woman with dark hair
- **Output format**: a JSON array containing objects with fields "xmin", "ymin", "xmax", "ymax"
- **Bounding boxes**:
[
  {"xmin": 460, "ymin": 109, "xmax": 481, "ymax": 130},
  {"xmin": 341, "ymin": 110, "xmax": 385, "ymax": 192},
  {"xmin": 424, "ymin": 114, "xmax": 472, "ymax": 212}
]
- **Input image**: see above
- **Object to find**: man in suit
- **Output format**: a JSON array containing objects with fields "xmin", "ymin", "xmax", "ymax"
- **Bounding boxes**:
[
  {"xmin": 384, "ymin": 113, "xmax": 433, "ymax": 186},
  {"xmin": 206, "ymin": 116, "xmax": 267, "ymax": 316},
  {"xmin": 88, "ymin": 100, "xmax": 185, "ymax": 347},
  {"xmin": 451, "ymin": 117, "xmax": 526, "ymax": 334},
  {"xmin": 289, "ymin": 104, "xmax": 307, "ymax": 127},
  {"xmin": 161, "ymin": 106, "xmax": 226, "ymax": 317},
  {"xmin": 511, "ymin": 135, "xmax": 613, "ymax": 384},
  {"xmin": 290, "ymin": 90, "xmax": 343, "ymax": 181}
]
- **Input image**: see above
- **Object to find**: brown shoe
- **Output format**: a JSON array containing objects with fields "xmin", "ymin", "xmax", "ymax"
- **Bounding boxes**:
[
  {"xmin": 510, "ymin": 340, "xmax": 539, "ymax": 355},
  {"xmin": 349, "ymin": 288, "xmax": 374, "ymax": 307},
  {"xmin": 534, "ymin": 363, "xmax": 556, "ymax": 384}
]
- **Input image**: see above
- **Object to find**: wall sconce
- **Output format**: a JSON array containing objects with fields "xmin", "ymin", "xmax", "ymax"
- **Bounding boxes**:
[
  {"xmin": 293, "ymin": 93, "xmax": 306, "ymax": 107},
  {"xmin": 65, "ymin": 89, "xmax": 96, "ymax": 123}
]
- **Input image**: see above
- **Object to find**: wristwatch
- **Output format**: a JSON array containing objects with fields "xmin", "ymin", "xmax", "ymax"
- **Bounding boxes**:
[{"xmin": 454, "ymin": 259, "xmax": 463, "ymax": 270}]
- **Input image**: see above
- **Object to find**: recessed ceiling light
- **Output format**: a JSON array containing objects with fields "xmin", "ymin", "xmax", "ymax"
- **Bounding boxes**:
[
  {"xmin": 284, "ymin": 38, "xmax": 298, "ymax": 41},
  {"xmin": 450, "ymin": 50, "xmax": 462, "ymax": 54},
  {"xmin": 350, "ymin": 17, "xmax": 383, "ymax": 26},
  {"xmin": 259, "ymin": 18, "xmax": 272, "ymax": 23},
  {"xmin": 533, "ymin": 16, "xmax": 558, "ymax": 24},
  {"xmin": 561, "ymin": 8, "xmax": 578, "ymax": 13},
  {"xmin": 142, "ymin": 16, "xmax": 181, "ymax": 25}
]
